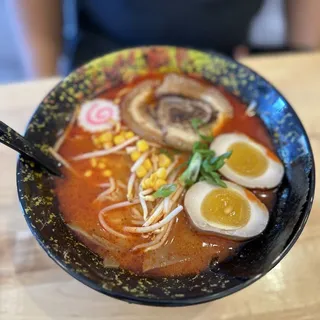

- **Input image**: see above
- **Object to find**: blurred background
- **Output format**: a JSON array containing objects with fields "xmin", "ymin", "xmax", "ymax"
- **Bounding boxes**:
[
  {"xmin": 0, "ymin": 1, "xmax": 24, "ymax": 83},
  {"xmin": 0, "ymin": 0, "xmax": 318, "ymax": 84}
]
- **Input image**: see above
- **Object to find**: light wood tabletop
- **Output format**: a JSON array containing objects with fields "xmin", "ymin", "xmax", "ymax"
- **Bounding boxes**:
[{"xmin": 0, "ymin": 53, "xmax": 319, "ymax": 320}]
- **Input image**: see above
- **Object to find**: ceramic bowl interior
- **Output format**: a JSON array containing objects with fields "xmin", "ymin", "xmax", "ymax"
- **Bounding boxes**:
[{"xmin": 17, "ymin": 46, "xmax": 315, "ymax": 306}]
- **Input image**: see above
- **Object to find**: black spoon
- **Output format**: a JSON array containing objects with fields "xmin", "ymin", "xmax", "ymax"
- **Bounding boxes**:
[{"xmin": 0, "ymin": 120, "xmax": 62, "ymax": 177}]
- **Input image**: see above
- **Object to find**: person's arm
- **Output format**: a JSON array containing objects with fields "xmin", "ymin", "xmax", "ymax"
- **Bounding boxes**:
[
  {"xmin": 286, "ymin": 0, "xmax": 320, "ymax": 50},
  {"xmin": 7, "ymin": 0, "xmax": 63, "ymax": 79}
]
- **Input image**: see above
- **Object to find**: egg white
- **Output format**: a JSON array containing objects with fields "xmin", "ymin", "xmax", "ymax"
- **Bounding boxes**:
[
  {"xmin": 210, "ymin": 133, "xmax": 284, "ymax": 189},
  {"xmin": 184, "ymin": 181, "xmax": 269, "ymax": 240}
]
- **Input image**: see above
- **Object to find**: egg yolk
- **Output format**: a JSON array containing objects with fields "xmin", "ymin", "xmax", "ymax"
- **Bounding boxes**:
[
  {"xmin": 201, "ymin": 189, "xmax": 250, "ymax": 228},
  {"xmin": 227, "ymin": 142, "xmax": 268, "ymax": 177}
]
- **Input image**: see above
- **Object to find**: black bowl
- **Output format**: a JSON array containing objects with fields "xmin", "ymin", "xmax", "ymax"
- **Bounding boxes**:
[{"xmin": 17, "ymin": 46, "xmax": 315, "ymax": 306}]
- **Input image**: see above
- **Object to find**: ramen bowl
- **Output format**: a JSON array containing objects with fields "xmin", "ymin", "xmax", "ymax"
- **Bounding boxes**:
[{"xmin": 17, "ymin": 46, "xmax": 315, "ymax": 306}]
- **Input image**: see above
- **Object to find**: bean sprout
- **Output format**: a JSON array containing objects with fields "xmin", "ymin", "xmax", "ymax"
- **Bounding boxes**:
[
  {"xmin": 126, "ymin": 146, "xmax": 136, "ymax": 154},
  {"xmin": 124, "ymin": 205, "xmax": 183, "ymax": 233},
  {"xmin": 130, "ymin": 151, "xmax": 150, "ymax": 173},
  {"xmin": 143, "ymin": 201, "xmax": 164, "ymax": 227},
  {"xmin": 94, "ymin": 178, "xmax": 115, "ymax": 202},
  {"xmin": 99, "ymin": 182, "xmax": 111, "ymax": 188},
  {"xmin": 246, "ymin": 101, "xmax": 257, "ymax": 117},
  {"xmin": 98, "ymin": 211, "xmax": 127, "ymax": 238},
  {"xmin": 168, "ymin": 169, "xmax": 180, "ymax": 184},
  {"xmin": 131, "ymin": 219, "xmax": 144, "ymax": 226},
  {"xmin": 131, "ymin": 229, "xmax": 165, "ymax": 251},
  {"xmin": 151, "ymin": 154, "xmax": 158, "ymax": 171},
  {"xmin": 99, "ymin": 199, "xmax": 139, "ymax": 215},
  {"xmin": 127, "ymin": 173, "xmax": 136, "ymax": 201},
  {"xmin": 48, "ymin": 147, "xmax": 77, "ymax": 175},
  {"xmin": 53, "ymin": 108, "xmax": 79, "ymax": 151},
  {"xmin": 166, "ymin": 156, "xmax": 179, "ymax": 175},
  {"xmin": 163, "ymin": 197, "xmax": 170, "ymax": 214},
  {"xmin": 167, "ymin": 185, "xmax": 185, "ymax": 212},
  {"xmin": 139, "ymin": 190, "xmax": 149, "ymax": 220},
  {"xmin": 145, "ymin": 220, "xmax": 174, "ymax": 252},
  {"xmin": 73, "ymin": 136, "xmax": 139, "ymax": 161},
  {"xmin": 131, "ymin": 208, "xmax": 142, "ymax": 219},
  {"xmin": 116, "ymin": 180, "xmax": 127, "ymax": 189}
]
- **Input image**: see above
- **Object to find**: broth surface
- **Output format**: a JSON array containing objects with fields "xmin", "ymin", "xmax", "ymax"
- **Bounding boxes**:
[{"xmin": 55, "ymin": 74, "xmax": 276, "ymax": 276}]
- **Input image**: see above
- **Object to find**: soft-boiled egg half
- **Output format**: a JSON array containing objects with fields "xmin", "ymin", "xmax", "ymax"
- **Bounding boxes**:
[
  {"xmin": 210, "ymin": 133, "xmax": 284, "ymax": 189},
  {"xmin": 184, "ymin": 181, "xmax": 269, "ymax": 240}
]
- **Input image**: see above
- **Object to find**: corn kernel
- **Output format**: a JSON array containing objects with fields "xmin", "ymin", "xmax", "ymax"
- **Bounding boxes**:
[
  {"xmin": 90, "ymin": 158, "xmax": 97, "ymax": 168},
  {"xmin": 143, "ymin": 158, "xmax": 152, "ymax": 171},
  {"xmin": 155, "ymin": 179, "xmax": 167, "ymax": 189},
  {"xmin": 92, "ymin": 136, "xmax": 101, "ymax": 146},
  {"xmin": 102, "ymin": 169, "xmax": 112, "ymax": 177},
  {"xmin": 124, "ymin": 131, "xmax": 135, "ymax": 139},
  {"xmin": 155, "ymin": 167, "xmax": 167, "ymax": 179},
  {"xmin": 103, "ymin": 142, "xmax": 113, "ymax": 149},
  {"xmin": 130, "ymin": 150, "xmax": 141, "ymax": 161},
  {"xmin": 136, "ymin": 139, "xmax": 149, "ymax": 152},
  {"xmin": 158, "ymin": 154, "xmax": 171, "ymax": 168},
  {"xmin": 98, "ymin": 162, "xmax": 106, "ymax": 169},
  {"xmin": 142, "ymin": 178, "xmax": 151, "ymax": 189},
  {"xmin": 149, "ymin": 173, "xmax": 158, "ymax": 186},
  {"xmin": 100, "ymin": 132, "xmax": 113, "ymax": 142},
  {"xmin": 114, "ymin": 135, "xmax": 125, "ymax": 145},
  {"xmin": 84, "ymin": 170, "xmax": 93, "ymax": 177},
  {"xmin": 136, "ymin": 166, "xmax": 147, "ymax": 178}
]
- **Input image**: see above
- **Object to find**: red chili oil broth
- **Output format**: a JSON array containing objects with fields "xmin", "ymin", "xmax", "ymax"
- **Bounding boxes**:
[{"xmin": 55, "ymin": 74, "xmax": 276, "ymax": 276}]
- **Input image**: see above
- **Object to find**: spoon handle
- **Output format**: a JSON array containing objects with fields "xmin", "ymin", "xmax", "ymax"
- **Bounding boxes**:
[{"xmin": 0, "ymin": 121, "xmax": 62, "ymax": 177}]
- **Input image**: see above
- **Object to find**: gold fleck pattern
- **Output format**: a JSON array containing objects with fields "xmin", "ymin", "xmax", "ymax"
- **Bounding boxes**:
[{"xmin": 16, "ymin": 46, "xmax": 313, "ymax": 306}]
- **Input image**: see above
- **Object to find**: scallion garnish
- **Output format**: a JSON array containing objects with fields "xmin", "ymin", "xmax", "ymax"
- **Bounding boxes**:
[
  {"xmin": 153, "ymin": 184, "xmax": 177, "ymax": 198},
  {"xmin": 179, "ymin": 152, "xmax": 202, "ymax": 187},
  {"xmin": 179, "ymin": 119, "xmax": 232, "ymax": 188}
]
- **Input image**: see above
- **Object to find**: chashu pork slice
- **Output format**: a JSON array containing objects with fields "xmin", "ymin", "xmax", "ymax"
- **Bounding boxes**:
[
  {"xmin": 121, "ymin": 74, "xmax": 234, "ymax": 151},
  {"xmin": 154, "ymin": 96, "xmax": 215, "ymax": 150},
  {"xmin": 121, "ymin": 80, "xmax": 164, "ymax": 145},
  {"xmin": 156, "ymin": 73, "xmax": 233, "ymax": 117}
]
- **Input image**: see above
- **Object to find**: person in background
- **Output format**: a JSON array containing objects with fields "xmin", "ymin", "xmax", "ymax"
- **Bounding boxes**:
[{"xmin": 7, "ymin": 0, "xmax": 320, "ymax": 79}]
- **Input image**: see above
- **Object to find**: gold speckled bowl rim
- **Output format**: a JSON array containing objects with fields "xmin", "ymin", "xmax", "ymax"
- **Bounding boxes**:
[{"xmin": 16, "ymin": 46, "xmax": 315, "ymax": 306}]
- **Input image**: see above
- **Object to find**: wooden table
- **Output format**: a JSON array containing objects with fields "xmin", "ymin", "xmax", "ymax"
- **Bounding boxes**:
[{"xmin": 1, "ymin": 53, "xmax": 319, "ymax": 319}]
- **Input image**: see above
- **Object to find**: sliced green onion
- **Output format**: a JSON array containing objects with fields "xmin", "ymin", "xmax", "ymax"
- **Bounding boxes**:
[
  {"xmin": 152, "ymin": 184, "xmax": 177, "ymax": 199},
  {"xmin": 179, "ymin": 152, "xmax": 202, "ymax": 186}
]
